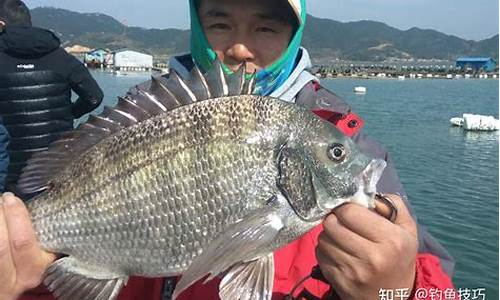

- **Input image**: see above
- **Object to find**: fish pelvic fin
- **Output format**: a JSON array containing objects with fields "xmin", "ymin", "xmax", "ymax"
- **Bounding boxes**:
[
  {"xmin": 16, "ymin": 59, "xmax": 255, "ymax": 196},
  {"xmin": 219, "ymin": 253, "xmax": 274, "ymax": 300},
  {"xmin": 43, "ymin": 257, "xmax": 128, "ymax": 300},
  {"xmin": 172, "ymin": 205, "xmax": 283, "ymax": 299}
]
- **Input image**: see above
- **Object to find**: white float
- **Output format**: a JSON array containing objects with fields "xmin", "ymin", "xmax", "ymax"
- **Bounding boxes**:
[
  {"xmin": 354, "ymin": 86, "xmax": 367, "ymax": 94},
  {"xmin": 450, "ymin": 114, "xmax": 500, "ymax": 131},
  {"xmin": 450, "ymin": 117, "xmax": 464, "ymax": 126}
]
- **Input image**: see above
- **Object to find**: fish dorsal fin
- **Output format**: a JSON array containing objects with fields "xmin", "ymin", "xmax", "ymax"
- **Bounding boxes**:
[
  {"xmin": 16, "ymin": 60, "xmax": 255, "ymax": 196},
  {"xmin": 187, "ymin": 64, "xmax": 211, "ymax": 100},
  {"xmin": 205, "ymin": 60, "xmax": 229, "ymax": 98},
  {"xmin": 165, "ymin": 70, "xmax": 198, "ymax": 105},
  {"xmin": 227, "ymin": 64, "xmax": 246, "ymax": 96}
]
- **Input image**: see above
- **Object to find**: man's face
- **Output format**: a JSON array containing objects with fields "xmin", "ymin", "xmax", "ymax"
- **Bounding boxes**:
[{"xmin": 198, "ymin": 0, "xmax": 295, "ymax": 73}]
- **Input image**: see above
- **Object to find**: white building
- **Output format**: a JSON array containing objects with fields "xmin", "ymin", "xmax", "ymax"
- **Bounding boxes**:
[{"xmin": 113, "ymin": 50, "xmax": 153, "ymax": 71}]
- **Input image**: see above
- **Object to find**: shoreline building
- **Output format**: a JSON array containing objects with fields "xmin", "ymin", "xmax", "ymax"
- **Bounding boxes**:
[
  {"xmin": 456, "ymin": 57, "xmax": 497, "ymax": 72},
  {"xmin": 84, "ymin": 48, "xmax": 112, "ymax": 69},
  {"xmin": 113, "ymin": 50, "xmax": 154, "ymax": 72}
]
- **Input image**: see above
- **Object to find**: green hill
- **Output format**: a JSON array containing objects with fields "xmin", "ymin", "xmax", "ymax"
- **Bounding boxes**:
[
  {"xmin": 30, "ymin": 7, "xmax": 499, "ymax": 62},
  {"xmin": 30, "ymin": 7, "xmax": 189, "ymax": 56}
]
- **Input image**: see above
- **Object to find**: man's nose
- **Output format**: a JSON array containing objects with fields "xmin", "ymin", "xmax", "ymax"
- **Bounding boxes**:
[{"xmin": 226, "ymin": 43, "xmax": 255, "ymax": 63}]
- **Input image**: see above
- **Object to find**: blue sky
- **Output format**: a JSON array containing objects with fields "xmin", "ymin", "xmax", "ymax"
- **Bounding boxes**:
[{"xmin": 25, "ymin": 0, "xmax": 499, "ymax": 41}]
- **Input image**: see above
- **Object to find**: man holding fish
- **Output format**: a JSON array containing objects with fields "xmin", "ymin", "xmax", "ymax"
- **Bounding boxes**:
[{"xmin": 1, "ymin": 0, "xmax": 456, "ymax": 300}]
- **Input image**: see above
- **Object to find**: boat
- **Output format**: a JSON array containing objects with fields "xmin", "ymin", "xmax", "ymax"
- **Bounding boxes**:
[
  {"xmin": 450, "ymin": 114, "xmax": 500, "ymax": 131},
  {"xmin": 113, "ymin": 70, "xmax": 127, "ymax": 76},
  {"xmin": 354, "ymin": 86, "xmax": 367, "ymax": 94},
  {"xmin": 450, "ymin": 117, "xmax": 464, "ymax": 126}
]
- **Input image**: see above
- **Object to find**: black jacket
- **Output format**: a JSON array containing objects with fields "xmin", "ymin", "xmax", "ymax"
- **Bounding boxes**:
[
  {"xmin": 0, "ymin": 117, "xmax": 8, "ymax": 192},
  {"xmin": 0, "ymin": 26, "xmax": 103, "ymax": 187}
]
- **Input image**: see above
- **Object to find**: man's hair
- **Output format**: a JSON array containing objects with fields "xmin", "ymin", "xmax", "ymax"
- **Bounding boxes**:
[{"xmin": 0, "ymin": 0, "xmax": 31, "ymax": 26}]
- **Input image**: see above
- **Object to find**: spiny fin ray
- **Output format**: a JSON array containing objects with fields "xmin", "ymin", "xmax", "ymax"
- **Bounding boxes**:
[{"xmin": 43, "ymin": 257, "xmax": 128, "ymax": 300}]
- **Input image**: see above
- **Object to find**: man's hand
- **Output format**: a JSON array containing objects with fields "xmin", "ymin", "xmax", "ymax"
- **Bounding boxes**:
[
  {"xmin": 316, "ymin": 194, "xmax": 418, "ymax": 300},
  {"xmin": 0, "ymin": 193, "xmax": 56, "ymax": 300}
]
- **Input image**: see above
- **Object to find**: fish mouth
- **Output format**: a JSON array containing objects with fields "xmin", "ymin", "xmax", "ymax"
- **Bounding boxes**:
[
  {"xmin": 349, "ymin": 159, "xmax": 387, "ymax": 208},
  {"xmin": 316, "ymin": 159, "xmax": 387, "ymax": 211}
]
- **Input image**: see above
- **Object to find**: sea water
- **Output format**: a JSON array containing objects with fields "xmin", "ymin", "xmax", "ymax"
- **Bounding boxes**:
[
  {"xmin": 89, "ymin": 70, "xmax": 499, "ymax": 298},
  {"xmin": 325, "ymin": 78, "xmax": 499, "ymax": 298}
]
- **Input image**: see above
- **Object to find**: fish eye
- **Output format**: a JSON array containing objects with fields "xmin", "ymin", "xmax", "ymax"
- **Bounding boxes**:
[{"xmin": 328, "ymin": 143, "xmax": 346, "ymax": 162}]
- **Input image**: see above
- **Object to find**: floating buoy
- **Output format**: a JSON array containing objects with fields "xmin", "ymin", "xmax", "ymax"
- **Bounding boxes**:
[
  {"xmin": 354, "ymin": 86, "xmax": 367, "ymax": 94},
  {"xmin": 450, "ymin": 114, "xmax": 499, "ymax": 131}
]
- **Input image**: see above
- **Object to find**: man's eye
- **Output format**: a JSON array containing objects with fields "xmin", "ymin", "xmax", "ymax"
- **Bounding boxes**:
[
  {"xmin": 256, "ymin": 27, "xmax": 277, "ymax": 33},
  {"xmin": 209, "ymin": 23, "xmax": 231, "ymax": 30}
]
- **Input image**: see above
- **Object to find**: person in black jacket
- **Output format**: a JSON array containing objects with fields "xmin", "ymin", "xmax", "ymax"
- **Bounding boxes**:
[
  {"xmin": 0, "ymin": 0, "xmax": 104, "ymax": 192},
  {"xmin": 0, "ymin": 117, "xmax": 8, "ymax": 192}
]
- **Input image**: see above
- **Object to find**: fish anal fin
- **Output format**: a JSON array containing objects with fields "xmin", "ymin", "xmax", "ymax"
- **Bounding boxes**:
[
  {"xmin": 43, "ymin": 257, "xmax": 128, "ymax": 300},
  {"xmin": 219, "ymin": 254, "xmax": 274, "ymax": 300}
]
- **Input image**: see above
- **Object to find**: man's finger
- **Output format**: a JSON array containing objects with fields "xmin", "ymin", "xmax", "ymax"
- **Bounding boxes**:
[
  {"xmin": 3, "ymin": 193, "xmax": 51, "ymax": 285},
  {"xmin": 322, "ymin": 213, "xmax": 374, "ymax": 259},
  {"xmin": 333, "ymin": 203, "xmax": 394, "ymax": 243},
  {"xmin": 0, "ymin": 194, "xmax": 16, "ymax": 291},
  {"xmin": 315, "ymin": 244, "xmax": 355, "ymax": 296}
]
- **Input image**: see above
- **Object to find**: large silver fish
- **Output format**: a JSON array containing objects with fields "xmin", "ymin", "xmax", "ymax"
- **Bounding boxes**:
[{"xmin": 17, "ymin": 61, "xmax": 386, "ymax": 300}]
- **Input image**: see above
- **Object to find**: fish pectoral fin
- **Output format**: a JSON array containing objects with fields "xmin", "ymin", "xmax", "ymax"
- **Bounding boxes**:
[
  {"xmin": 43, "ymin": 257, "xmax": 128, "ymax": 300},
  {"xmin": 219, "ymin": 253, "xmax": 274, "ymax": 300},
  {"xmin": 172, "ymin": 206, "xmax": 284, "ymax": 299}
]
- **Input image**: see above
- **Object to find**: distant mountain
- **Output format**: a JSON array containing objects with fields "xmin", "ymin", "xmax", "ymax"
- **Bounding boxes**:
[
  {"xmin": 30, "ymin": 7, "xmax": 189, "ymax": 56},
  {"xmin": 302, "ymin": 16, "xmax": 499, "ymax": 62},
  {"xmin": 30, "ymin": 7, "xmax": 498, "ymax": 63},
  {"xmin": 475, "ymin": 35, "xmax": 499, "ymax": 57}
]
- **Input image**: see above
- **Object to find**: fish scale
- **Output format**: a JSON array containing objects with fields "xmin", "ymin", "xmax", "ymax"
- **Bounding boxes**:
[{"xmin": 27, "ymin": 97, "xmax": 290, "ymax": 275}]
